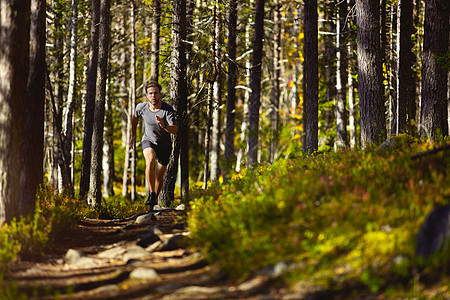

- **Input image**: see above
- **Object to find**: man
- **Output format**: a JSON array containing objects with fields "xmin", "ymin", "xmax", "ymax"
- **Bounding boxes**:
[{"xmin": 130, "ymin": 81, "xmax": 178, "ymax": 211}]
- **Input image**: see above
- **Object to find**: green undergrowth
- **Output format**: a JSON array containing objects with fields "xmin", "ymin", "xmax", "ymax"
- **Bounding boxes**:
[{"xmin": 188, "ymin": 138, "xmax": 450, "ymax": 297}]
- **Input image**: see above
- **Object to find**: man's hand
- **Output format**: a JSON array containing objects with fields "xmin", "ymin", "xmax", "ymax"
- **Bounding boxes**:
[{"xmin": 156, "ymin": 115, "xmax": 166, "ymax": 128}]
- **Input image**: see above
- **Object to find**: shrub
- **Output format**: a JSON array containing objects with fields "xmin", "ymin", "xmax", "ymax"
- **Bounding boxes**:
[{"xmin": 188, "ymin": 140, "xmax": 450, "ymax": 296}]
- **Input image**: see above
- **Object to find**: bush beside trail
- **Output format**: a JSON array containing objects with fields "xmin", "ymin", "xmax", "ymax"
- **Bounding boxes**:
[{"xmin": 188, "ymin": 139, "xmax": 450, "ymax": 298}]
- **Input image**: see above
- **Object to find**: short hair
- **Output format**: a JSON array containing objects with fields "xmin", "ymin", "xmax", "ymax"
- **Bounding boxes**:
[{"xmin": 145, "ymin": 80, "xmax": 162, "ymax": 93}]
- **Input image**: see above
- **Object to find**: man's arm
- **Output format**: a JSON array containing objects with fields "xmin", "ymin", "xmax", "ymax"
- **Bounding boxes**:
[
  {"xmin": 164, "ymin": 124, "xmax": 178, "ymax": 135},
  {"xmin": 156, "ymin": 115, "xmax": 178, "ymax": 135},
  {"xmin": 130, "ymin": 114, "xmax": 139, "ymax": 149}
]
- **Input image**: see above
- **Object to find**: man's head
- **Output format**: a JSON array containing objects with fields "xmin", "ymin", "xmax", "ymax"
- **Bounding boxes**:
[
  {"xmin": 145, "ymin": 81, "xmax": 162, "ymax": 106},
  {"xmin": 145, "ymin": 80, "xmax": 162, "ymax": 93}
]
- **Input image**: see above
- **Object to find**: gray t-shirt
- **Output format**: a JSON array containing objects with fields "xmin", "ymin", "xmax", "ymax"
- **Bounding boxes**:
[{"xmin": 135, "ymin": 101, "xmax": 176, "ymax": 149}]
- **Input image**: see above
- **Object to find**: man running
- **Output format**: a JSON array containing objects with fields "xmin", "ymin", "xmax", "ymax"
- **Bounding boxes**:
[{"xmin": 130, "ymin": 81, "xmax": 177, "ymax": 211}]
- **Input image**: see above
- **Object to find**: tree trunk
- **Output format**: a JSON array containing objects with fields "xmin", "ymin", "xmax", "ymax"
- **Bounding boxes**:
[
  {"xmin": 103, "ymin": 83, "xmax": 114, "ymax": 198},
  {"xmin": 210, "ymin": 1, "xmax": 221, "ymax": 183},
  {"xmin": 323, "ymin": 2, "xmax": 336, "ymax": 134},
  {"xmin": 247, "ymin": 0, "xmax": 265, "ymax": 168},
  {"xmin": 122, "ymin": 103, "xmax": 132, "ymax": 196},
  {"xmin": 303, "ymin": 0, "xmax": 319, "ymax": 154},
  {"xmin": 396, "ymin": 0, "xmax": 414, "ymax": 135},
  {"xmin": 203, "ymin": 83, "xmax": 213, "ymax": 189},
  {"xmin": 150, "ymin": 0, "xmax": 160, "ymax": 81},
  {"xmin": 236, "ymin": 0, "xmax": 253, "ymax": 172},
  {"xmin": 130, "ymin": 0, "xmax": 137, "ymax": 201},
  {"xmin": 224, "ymin": 0, "xmax": 237, "ymax": 183},
  {"xmin": 20, "ymin": 0, "xmax": 45, "ymax": 216},
  {"xmin": 420, "ymin": 0, "xmax": 449, "ymax": 139},
  {"xmin": 0, "ymin": 0, "xmax": 30, "ymax": 223},
  {"xmin": 389, "ymin": 4, "xmax": 398, "ymax": 136},
  {"xmin": 335, "ymin": 0, "xmax": 348, "ymax": 149},
  {"xmin": 62, "ymin": 0, "xmax": 78, "ymax": 193},
  {"xmin": 348, "ymin": 5, "xmax": 357, "ymax": 149},
  {"xmin": 269, "ymin": 0, "xmax": 281, "ymax": 162},
  {"xmin": 52, "ymin": 1, "xmax": 66, "ymax": 190},
  {"xmin": 160, "ymin": 0, "xmax": 187, "ymax": 205},
  {"xmin": 88, "ymin": 0, "xmax": 110, "ymax": 206},
  {"xmin": 356, "ymin": 0, "xmax": 386, "ymax": 147},
  {"xmin": 120, "ymin": 11, "xmax": 129, "ymax": 147},
  {"xmin": 80, "ymin": 0, "xmax": 100, "ymax": 199}
]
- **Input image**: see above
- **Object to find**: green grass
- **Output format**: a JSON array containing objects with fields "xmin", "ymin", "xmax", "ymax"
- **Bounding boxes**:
[{"xmin": 188, "ymin": 137, "xmax": 450, "ymax": 298}]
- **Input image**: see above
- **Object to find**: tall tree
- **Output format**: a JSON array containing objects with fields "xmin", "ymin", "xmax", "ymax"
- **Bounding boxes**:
[
  {"xmin": 389, "ymin": 4, "xmax": 398, "ymax": 135},
  {"xmin": 236, "ymin": 0, "xmax": 253, "ymax": 172},
  {"xmin": 335, "ymin": 0, "xmax": 348, "ymax": 149},
  {"xmin": 62, "ymin": 0, "xmax": 79, "ymax": 192},
  {"xmin": 347, "ymin": 0, "xmax": 358, "ymax": 149},
  {"xmin": 150, "ymin": 0, "xmax": 160, "ymax": 81},
  {"xmin": 269, "ymin": 0, "xmax": 281, "ymax": 162},
  {"xmin": 247, "ymin": 0, "xmax": 265, "ymax": 168},
  {"xmin": 203, "ymin": 83, "xmax": 213, "ymax": 189},
  {"xmin": 129, "ymin": 0, "xmax": 137, "ymax": 201},
  {"xmin": 0, "ymin": 0, "xmax": 30, "ymax": 223},
  {"xmin": 160, "ymin": 0, "xmax": 187, "ymax": 205},
  {"xmin": 303, "ymin": 0, "xmax": 319, "ymax": 154},
  {"xmin": 122, "ymin": 0, "xmax": 138, "ymax": 200},
  {"xmin": 50, "ymin": 0, "xmax": 66, "ymax": 190},
  {"xmin": 224, "ymin": 0, "xmax": 237, "ymax": 183},
  {"xmin": 323, "ymin": 2, "xmax": 336, "ymax": 133},
  {"xmin": 395, "ymin": 0, "xmax": 414, "ymax": 135},
  {"xmin": 210, "ymin": 0, "xmax": 221, "ymax": 183},
  {"xmin": 420, "ymin": 0, "xmax": 449, "ymax": 139},
  {"xmin": 356, "ymin": 0, "xmax": 386, "ymax": 147},
  {"xmin": 20, "ymin": 0, "xmax": 46, "ymax": 215},
  {"xmin": 80, "ymin": 0, "xmax": 100, "ymax": 199},
  {"xmin": 103, "ymin": 83, "xmax": 114, "ymax": 197},
  {"xmin": 88, "ymin": 0, "xmax": 111, "ymax": 206}
]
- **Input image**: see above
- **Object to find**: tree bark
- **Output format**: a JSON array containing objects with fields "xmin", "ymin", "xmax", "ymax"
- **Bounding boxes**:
[
  {"xmin": 247, "ymin": 0, "xmax": 265, "ymax": 168},
  {"xmin": 270, "ymin": 0, "xmax": 281, "ymax": 162},
  {"xmin": 224, "ymin": 0, "xmax": 237, "ymax": 183},
  {"xmin": 389, "ymin": 4, "xmax": 398, "ymax": 135},
  {"xmin": 130, "ymin": 0, "xmax": 137, "ymax": 201},
  {"xmin": 396, "ymin": 0, "xmax": 414, "ymax": 135},
  {"xmin": 122, "ymin": 0, "xmax": 138, "ymax": 200},
  {"xmin": 0, "ymin": 0, "xmax": 30, "ymax": 223},
  {"xmin": 335, "ymin": 0, "xmax": 348, "ymax": 149},
  {"xmin": 210, "ymin": 1, "xmax": 221, "ymax": 183},
  {"xmin": 150, "ymin": 0, "xmax": 160, "ymax": 81},
  {"xmin": 103, "ymin": 83, "xmax": 114, "ymax": 198},
  {"xmin": 62, "ymin": 0, "xmax": 78, "ymax": 193},
  {"xmin": 303, "ymin": 0, "xmax": 319, "ymax": 154},
  {"xmin": 235, "ymin": 0, "xmax": 253, "ymax": 172},
  {"xmin": 160, "ymin": 0, "xmax": 187, "ymax": 205},
  {"xmin": 203, "ymin": 83, "xmax": 213, "ymax": 189},
  {"xmin": 356, "ymin": 0, "xmax": 386, "ymax": 147},
  {"xmin": 80, "ymin": 0, "xmax": 100, "ymax": 199},
  {"xmin": 20, "ymin": 0, "xmax": 45, "ymax": 216},
  {"xmin": 52, "ymin": 1, "xmax": 67, "ymax": 190},
  {"xmin": 420, "ymin": 0, "xmax": 449, "ymax": 139},
  {"xmin": 88, "ymin": 0, "xmax": 110, "ymax": 206}
]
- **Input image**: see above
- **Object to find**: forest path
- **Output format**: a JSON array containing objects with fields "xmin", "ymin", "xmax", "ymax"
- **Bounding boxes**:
[{"xmin": 11, "ymin": 209, "xmax": 284, "ymax": 299}]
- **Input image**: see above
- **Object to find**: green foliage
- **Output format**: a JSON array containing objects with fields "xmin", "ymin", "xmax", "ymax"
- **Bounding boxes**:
[
  {"xmin": 97, "ymin": 195, "xmax": 148, "ymax": 219},
  {"xmin": 188, "ymin": 140, "xmax": 450, "ymax": 296}
]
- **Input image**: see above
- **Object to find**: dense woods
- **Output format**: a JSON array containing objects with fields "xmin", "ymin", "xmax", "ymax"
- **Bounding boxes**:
[{"xmin": 0, "ymin": 0, "xmax": 449, "ymax": 222}]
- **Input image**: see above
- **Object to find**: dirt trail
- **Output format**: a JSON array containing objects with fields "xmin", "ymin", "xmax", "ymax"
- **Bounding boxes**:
[{"xmin": 10, "ymin": 209, "xmax": 284, "ymax": 299}]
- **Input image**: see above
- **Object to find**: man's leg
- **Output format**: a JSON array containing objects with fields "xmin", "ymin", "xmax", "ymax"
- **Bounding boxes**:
[
  {"xmin": 154, "ymin": 161, "xmax": 167, "ymax": 199},
  {"xmin": 143, "ymin": 147, "xmax": 157, "ymax": 209},
  {"xmin": 143, "ymin": 147, "xmax": 156, "ymax": 192}
]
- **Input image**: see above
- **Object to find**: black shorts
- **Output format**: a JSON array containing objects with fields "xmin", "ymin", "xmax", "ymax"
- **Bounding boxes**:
[{"xmin": 141, "ymin": 140, "xmax": 172, "ymax": 167}]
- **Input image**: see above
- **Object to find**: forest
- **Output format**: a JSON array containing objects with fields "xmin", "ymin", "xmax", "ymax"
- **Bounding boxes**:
[{"xmin": 1, "ymin": 0, "xmax": 449, "ymax": 297}]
